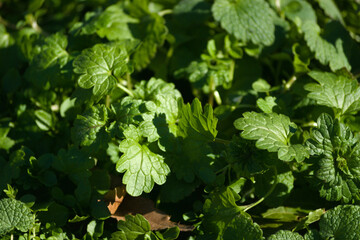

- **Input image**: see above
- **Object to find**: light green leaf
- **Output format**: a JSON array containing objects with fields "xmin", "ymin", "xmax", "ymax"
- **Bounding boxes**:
[
  {"xmin": 71, "ymin": 105, "xmax": 108, "ymax": 147},
  {"xmin": 317, "ymin": 0, "xmax": 344, "ymax": 24},
  {"xmin": 252, "ymin": 79, "xmax": 271, "ymax": 92},
  {"xmin": 305, "ymin": 71, "xmax": 360, "ymax": 116},
  {"xmin": 234, "ymin": 112, "xmax": 308, "ymax": 162},
  {"xmin": 34, "ymin": 110, "xmax": 52, "ymax": 131},
  {"xmin": 73, "ymin": 43, "xmax": 130, "ymax": 99},
  {"xmin": 212, "ymin": 0, "xmax": 276, "ymax": 46},
  {"xmin": 306, "ymin": 113, "xmax": 360, "ymax": 202},
  {"xmin": 268, "ymin": 230, "xmax": 304, "ymax": 240},
  {"xmin": 319, "ymin": 205, "xmax": 360, "ymax": 240},
  {"xmin": 133, "ymin": 78, "xmax": 182, "ymax": 102},
  {"xmin": 0, "ymin": 198, "xmax": 35, "ymax": 235},
  {"xmin": 303, "ymin": 21, "xmax": 350, "ymax": 71},
  {"xmin": 116, "ymin": 125, "xmax": 170, "ymax": 196},
  {"xmin": 257, "ymin": 96, "xmax": 277, "ymax": 113},
  {"xmin": 283, "ymin": 0, "xmax": 317, "ymax": 28}
]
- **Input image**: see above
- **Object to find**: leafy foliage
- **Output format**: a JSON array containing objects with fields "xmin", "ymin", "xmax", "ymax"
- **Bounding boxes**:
[{"xmin": 1, "ymin": 0, "xmax": 360, "ymax": 239}]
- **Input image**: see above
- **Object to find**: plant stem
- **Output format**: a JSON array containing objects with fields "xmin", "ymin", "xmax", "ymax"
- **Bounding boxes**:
[
  {"xmin": 116, "ymin": 83, "xmax": 134, "ymax": 97},
  {"xmin": 126, "ymin": 73, "xmax": 132, "ymax": 90},
  {"xmin": 11, "ymin": 234, "xmax": 13, "ymax": 240},
  {"xmin": 214, "ymin": 138, "xmax": 231, "ymax": 145},
  {"xmin": 158, "ymin": 9, "xmax": 173, "ymax": 16},
  {"xmin": 284, "ymin": 75, "xmax": 297, "ymax": 91},
  {"xmin": 241, "ymin": 166, "xmax": 278, "ymax": 212}
]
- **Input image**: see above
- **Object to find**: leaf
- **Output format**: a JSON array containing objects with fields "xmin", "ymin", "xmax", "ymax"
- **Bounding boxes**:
[
  {"xmin": 212, "ymin": 0, "xmax": 276, "ymax": 46},
  {"xmin": 111, "ymin": 195, "xmax": 193, "ymax": 231},
  {"xmin": 116, "ymin": 125, "xmax": 170, "ymax": 196},
  {"xmin": 303, "ymin": 21, "xmax": 351, "ymax": 71},
  {"xmin": 131, "ymin": 14, "xmax": 168, "ymax": 70},
  {"xmin": 268, "ymin": 230, "xmax": 304, "ymax": 240},
  {"xmin": 177, "ymin": 98, "xmax": 218, "ymax": 142},
  {"xmin": 319, "ymin": 205, "xmax": 360, "ymax": 239},
  {"xmin": 234, "ymin": 112, "xmax": 309, "ymax": 162},
  {"xmin": 305, "ymin": 71, "xmax": 360, "ymax": 116},
  {"xmin": 104, "ymin": 186, "xmax": 127, "ymax": 215},
  {"xmin": 306, "ymin": 113, "xmax": 360, "ymax": 202},
  {"xmin": 32, "ymin": 32, "xmax": 69, "ymax": 69},
  {"xmin": 202, "ymin": 187, "xmax": 263, "ymax": 239},
  {"xmin": 115, "ymin": 214, "xmax": 151, "ymax": 239},
  {"xmin": 71, "ymin": 105, "xmax": 108, "ymax": 147},
  {"xmin": 73, "ymin": 43, "xmax": 130, "ymax": 99},
  {"xmin": 0, "ymin": 198, "xmax": 35, "ymax": 235},
  {"xmin": 257, "ymin": 96, "xmax": 277, "ymax": 113},
  {"xmin": 317, "ymin": 0, "xmax": 344, "ymax": 24},
  {"xmin": 94, "ymin": 5, "xmax": 138, "ymax": 41}
]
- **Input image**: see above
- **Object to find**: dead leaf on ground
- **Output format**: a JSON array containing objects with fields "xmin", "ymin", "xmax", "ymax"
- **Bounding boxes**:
[
  {"xmin": 104, "ymin": 185, "xmax": 127, "ymax": 214},
  {"xmin": 110, "ymin": 195, "xmax": 194, "ymax": 232}
]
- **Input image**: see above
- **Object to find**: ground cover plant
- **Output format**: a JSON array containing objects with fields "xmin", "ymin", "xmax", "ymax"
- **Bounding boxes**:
[{"xmin": 1, "ymin": 0, "xmax": 360, "ymax": 239}]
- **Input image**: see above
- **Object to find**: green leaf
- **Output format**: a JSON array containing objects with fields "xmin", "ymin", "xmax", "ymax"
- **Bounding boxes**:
[
  {"xmin": 177, "ymin": 98, "xmax": 218, "ymax": 142},
  {"xmin": 131, "ymin": 13, "xmax": 168, "ymax": 70},
  {"xmin": 212, "ymin": 0, "xmax": 276, "ymax": 46},
  {"xmin": 32, "ymin": 33, "xmax": 69, "ymax": 69},
  {"xmin": 257, "ymin": 96, "xmax": 277, "ymax": 113},
  {"xmin": 53, "ymin": 148, "xmax": 95, "ymax": 174},
  {"xmin": 305, "ymin": 71, "xmax": 360, "ymax": 116},
  {"xmin": 283, "ymin": 0, "xmax": 316, "ymax": 28},
  {"xmin": 133, "ymin": 78, "xmax": 182, "ymax": 102},
  {"xmin": 116, "ymin": 125, "xmax": 170, "ymax": 196},
  {"xmin": 319, "ymin": 205, "xmax": 360, "ymax": 239},
  {"xmin": 317, "ymin": 0, "xmax": 344, "ymax": 24},
  {"xmin": 268, "ymin": 230, "xmax": 304, "ymax": 240},
  {"xmin": 73, "ymin": 43, "xmax": 130, "ymax": 99},
  {"xmin": 303, "ymin": 21, "xmax": 350, "ymax": 71},
  {"xmin": 306, "ymin": 113, "xmax": 360, "ymax": 202},
  {"xmin": 234, "ymin": 112, "xmax": 308, "ymax": 162},
  {"xmin": 94, "ymin": 5, "xmax": 138, "ymax": 41},
  {"xmin": 0, "ymin": 198, "xmax": 35, "ymax": 235},
  {"xmin": 202, "ymin": 187, "xmax": 263, "ymax": 239},
  {"xmin": 252, "ymin": 79, "xmax": 271, "ymax": 92},
  {"xmin": 112, "ymin": 214, "xmax": 153, "ymax": 240},
  {"xmin": 72, "ymin": 105, "xmax": 108, "ymax": 147}
]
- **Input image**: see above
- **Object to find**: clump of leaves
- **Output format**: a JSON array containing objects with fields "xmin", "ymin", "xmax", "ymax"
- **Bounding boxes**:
[{"xmin": 1, "ymin": 0, "xmax": 360, "ymax": 239}]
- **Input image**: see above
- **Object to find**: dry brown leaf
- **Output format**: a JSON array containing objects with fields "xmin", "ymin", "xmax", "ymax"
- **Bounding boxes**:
[
  {"xmin": 104, "ymin": 185, "xmax": 127, "ymax": 214},
  {"xmin": 111, "ymin": 196, "xmax": 194, "ymax": 232}
]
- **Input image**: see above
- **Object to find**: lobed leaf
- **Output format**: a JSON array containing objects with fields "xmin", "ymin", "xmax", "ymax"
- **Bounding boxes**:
[
  {"xmin": 73, "ymin": 43, "xmax": 130, "ymax": 99},
  {"xmin": 305, "ymin": 71, "xmax": 360, "ymax": 116}
]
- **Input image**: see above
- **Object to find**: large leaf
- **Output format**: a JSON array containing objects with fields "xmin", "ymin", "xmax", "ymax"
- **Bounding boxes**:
[
  {"xmin": 116, "ymin": 125, "xmax": 170, "ymax": 196},
  {"xmin": 234, "ymin": 112, "xmax": 308, "ymax": 162},
  {"xmin": 212, "ymin": 0, "xmax": 275, "ymax": 46},
  {"xmin": 319, "ymin": 205, "xmax": 360, "ymax": 239},
  {"xmin": 73, "ymin": 43, "xmax": 130, "ymax": 99},
  {"xmin": 305, "ymin": 71, "xmax": 360, "ymax": 116},
  {"xmin": 0, "ymin": 198, "xmax": 35, "ymax": 235},
  {"xmin": 306, "ymin": 113, "xmax": 360, "ymax": 202}
]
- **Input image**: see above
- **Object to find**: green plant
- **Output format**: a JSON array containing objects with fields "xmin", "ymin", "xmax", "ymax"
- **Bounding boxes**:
[{"xmin": 1, "ymin": 0, "xmax": 360, "ymax": 239}]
